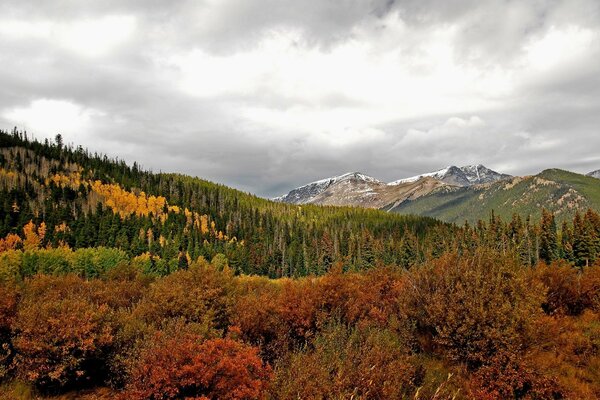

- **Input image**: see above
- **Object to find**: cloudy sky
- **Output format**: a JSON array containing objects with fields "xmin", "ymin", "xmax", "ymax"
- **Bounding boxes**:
[{"xmin": 1, "ymin": 0, "xmax": 599, "ymax": 197}]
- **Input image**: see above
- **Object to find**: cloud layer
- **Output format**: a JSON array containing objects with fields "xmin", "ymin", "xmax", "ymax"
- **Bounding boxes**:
[{"xmin": 1, "ymin": 0, "xmax": 599, "ymax": 197}]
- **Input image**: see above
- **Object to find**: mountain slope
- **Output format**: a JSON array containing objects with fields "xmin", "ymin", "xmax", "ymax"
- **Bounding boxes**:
[
  {"xmin": 273, "ymin": 172, "xmax": 382, "ymax": 204},
  {"xmin": 275, "ymin": 172, "xmax": 447, "ymax": 209},
  {"xmin": 310, "ymin": 176, "xmax": 447, "ymax": 209},
  {"xmin": 276, "ymin": 164, "xmax": 510, "ymax": 209},
  {"xmin": 390, "ymin": 164, "xmax": 511, "ymax": 186},
  {"xmin": 588, "ymin": 169, "xmax": 600, "ymax": 179},
  {"xmin": 391, "ymin": 169, "xmax": 600, "ymax": 223}
]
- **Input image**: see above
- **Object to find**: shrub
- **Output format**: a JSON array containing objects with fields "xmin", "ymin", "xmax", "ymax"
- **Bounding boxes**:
[
  {"xmin": 132, "ymin": 261, "xmax": 235, "ymax": 332},
  {"xmin": 123, "ymin": 335, "xmax": 271, "ymax": 400},
  {"xmin": 271, "ymin": 324, "xmax": 422, "ymax": 399},
  {"xmin": 404, "ymin": 250, "xmax": 545, "ymax": 368},
  {"xmin": 12, "ymin": 275, "xmax": 114, "ymax": 391}
]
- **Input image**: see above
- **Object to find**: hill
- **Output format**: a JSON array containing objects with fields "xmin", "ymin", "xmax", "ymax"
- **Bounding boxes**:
[
  {"xmin": 391, "ymin": 169, "xmax": 600, "ymax": 223},
  {"xmin": 0, "ymin": 129, "xmax": 446, "ymax": 277}
]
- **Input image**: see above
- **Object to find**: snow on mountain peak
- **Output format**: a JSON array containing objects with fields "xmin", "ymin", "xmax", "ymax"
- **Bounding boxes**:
[
  {"xmin": 389, "ymin": 165, "xmax": 510, "ymax": 187},
  {"xmin": 273, "ymin": 172, "xmax": 381, "ymax": 204}
]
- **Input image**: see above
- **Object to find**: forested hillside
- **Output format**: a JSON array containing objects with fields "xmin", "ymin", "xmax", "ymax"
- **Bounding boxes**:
[{"xmin": 0, "ymin": 128, "xmax": 445, "ymax": 277}]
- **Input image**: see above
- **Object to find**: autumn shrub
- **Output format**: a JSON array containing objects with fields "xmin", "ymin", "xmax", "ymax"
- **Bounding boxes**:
[
  {"xmin": 132, "ymin": 260, "xmax": 235, "ymax": 332},
  {"xmin": 404, "ymin": 250, "xmax": 545, "ymax": 369},
  {"xmin": 123, "ymin": 334, "xmax": 271, "ymax": 400},
  {"xmin": 534, "ymin": 261, "xmax": 584, "ymax": 315},
  {"xmin": 271, "ymin": 323, "xmax": 423, "ymax": 399},
  {"xmin": 468, "ymin": 351, "xmax": 564, "ymax": 400},
  {"xmin": 234, "ymin": 275, "xmax": 325, "ymax": 359},
  {"xmin": 12, "ymin": 274, "xmax": 114, "ymax": 391},
  {"xmin": 231, "ymin": 276, "xmax": 283, "ymax": 360},
  {"xmin": 233, "ymin": 266, "xmax": 410, "ymax": 362},
  {"xmin": 580, "ymin": 263, "xmax": 600, "ymax": 311},
  {"xmin": 528, "ymin": 311, "xmax": 600, "ymax": 399},
  {"xmin": 0, "ymin": 283, "xmax": 19, "ymax": 380},
  {"xmin": 340, "ymin": 266, "xmax": 407, "ymax": 328}
]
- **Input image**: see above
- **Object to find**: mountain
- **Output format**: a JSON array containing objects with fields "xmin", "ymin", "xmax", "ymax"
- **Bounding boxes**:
[
  {"xmin": 588, "ymin": 169, "xmax": 600, "ymax": 179},
  {"xmin": 390, "ymin": 164, "xmax": 511, "ymax": 186},
  {"xmin": 276, "ymin": 164, "xmax": 510, "ymax": 208},
  {"xmin": 391, "ymin": 169, "xmax": 600, "ymax": 224},
  {"xmin": 274, "ymin": 172, "xmax": 446, "ymax": 209},
  {"xmin": 273, "ymin": 172, "xmax": 382, "ymax": 204}
]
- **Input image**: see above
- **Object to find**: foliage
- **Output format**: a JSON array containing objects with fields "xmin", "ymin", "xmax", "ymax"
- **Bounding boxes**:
[
  {"xmin": 404, "ymin": 250, "xmax": 545, "ymax": 369},
  {"xmin": 123, "ymin": 334, "xmax": 271, "ymax": 400},
  {"xmin": 271, "ymin": 324, "xmax": 423, "ymax": 399},
  {"xmin": 12, "ymin": 275, "xmax": 114, "ymax": 391}
]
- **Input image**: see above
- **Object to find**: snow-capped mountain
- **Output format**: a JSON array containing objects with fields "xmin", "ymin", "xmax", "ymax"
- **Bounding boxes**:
[
  {"xmin": 274, "ymin": 165, "xmax": 511, "ymax": 209},
  {"xmin": 273, "ymin": 172, "xmax": 382, "ymax": 204},
  {"xmin": 274, "ymin": 172, "xmax": 446, "ymax": 208},
  {"xmin": 390, "ymin": 165, "xmax": 511, "ymax": 187},
  {"xmin": 587, "ymin": 169, "xmax": 600, "ymax": 179}
]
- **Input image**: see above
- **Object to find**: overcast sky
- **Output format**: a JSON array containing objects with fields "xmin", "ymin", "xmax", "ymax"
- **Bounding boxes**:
[{"xmin": 1, "ymin": 0, "xmax": 599, "ymax": 197}]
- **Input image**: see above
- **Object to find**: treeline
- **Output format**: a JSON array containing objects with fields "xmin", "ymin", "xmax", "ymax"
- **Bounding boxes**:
[{"xmin": 1, "ymin": 251, "xmax": 599, "ymax": 399}]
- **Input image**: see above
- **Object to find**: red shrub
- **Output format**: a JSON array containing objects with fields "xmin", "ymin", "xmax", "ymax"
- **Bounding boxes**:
[
  {"xmin": 124, "ymin": 335, "xmax": 271, "ymax": 400},
  {"xmin": 469, "ymin": 352, "xmax": 563, "ymax": 400}
]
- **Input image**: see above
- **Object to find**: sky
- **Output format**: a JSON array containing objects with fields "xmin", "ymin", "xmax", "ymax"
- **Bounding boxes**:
[{"xmin": 0, "ymin": 0, "xmax": 599, "ymax": 197}]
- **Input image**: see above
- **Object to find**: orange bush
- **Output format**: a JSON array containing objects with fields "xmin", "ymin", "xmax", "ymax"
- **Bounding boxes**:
[
  {"xmin": 12, "ymin": 275, "xmax": 114, "ymax": 391},
  {"xmin": 123, "ymin": 335, "xmax": 271, "ymax": 400},
  {"xmin": 580, "ymin": 264, "xmax": 600, "ymax": 311},
  {"xmin": 404, "ymin": 251, "xmax": 545, "ymax": 368},
  {"xmin": 469, "ymin": 352, "xmax": 563, "ymax": 400},
  {"xmin": 534, "ymin": 261, "xmax": 584, "ymax": 315},
  {"xmin": 132, "ymin": 262, "xmax": 235, "ymax": 332}
]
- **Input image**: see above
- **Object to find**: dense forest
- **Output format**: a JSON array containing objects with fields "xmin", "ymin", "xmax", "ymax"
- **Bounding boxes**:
[{"xmin": 0, "ymin": 128, "xmax": 599, "ymax": 399}]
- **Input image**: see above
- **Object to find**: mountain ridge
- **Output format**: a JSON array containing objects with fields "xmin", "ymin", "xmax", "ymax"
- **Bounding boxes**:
[{"xmin": 275, "ymin": 164, "xmax": 511, "ymax": 207}]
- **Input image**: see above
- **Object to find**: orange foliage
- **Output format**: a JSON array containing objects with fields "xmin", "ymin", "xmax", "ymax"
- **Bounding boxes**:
[
  {"xmin": 0, "ymin": 233, "xmax": 22, "ymax": 252},
  {"xmin": 133, "ymin": 262, "xmax": 235, "ymax": 332},
  {"xmin": 22, "ymin": 220, "xmax": 45, "ymax": 250},
  {"xmin": 403, "ymin": 251, "xmax": 545, "ymax": 368},
  {"xmin": 90, "ymin": 180, "xmax": 167, "ymax": 218},
  {"xmin": 124, "ymin": 335, "xmax": 271, "ymax": 400},
  {"xmin": 468, "ymin": 352, "xmax": 563, "ymax": 400},
  {"xmin": 12, "ymin": 275, "xmax": 114, "ymax": 390}
]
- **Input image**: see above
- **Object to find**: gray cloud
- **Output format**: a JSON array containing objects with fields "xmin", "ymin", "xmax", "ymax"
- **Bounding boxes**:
[{"xmin": 0, "ymin": 0, "xmax": 599, "ymax": 198}]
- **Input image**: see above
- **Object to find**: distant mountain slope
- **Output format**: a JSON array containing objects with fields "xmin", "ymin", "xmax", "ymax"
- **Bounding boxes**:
[
  {"xmin": 275, "ymin": 164, "xmax": 510, "ymax": 209},
  {"xmin": 273, "ymin": 172, "xmax": 382, "ymax": 204},
  {"xmin": 588, "ymin": 169, "xmax": 600, "ymax": 179},
  {"xmin": 390, "ymin": 164, "xmax": 511, "ymax": 186},
  {"xmin": 274, "ymin": 172, "xmax": 446, "ymax": 208},
  {"xmin": 391, "ymin": 169, "xmax": 600, "ymax": 223},
  {"xmin": 310, "ymin": 177, "xmax": 446, "ymax": 209}
]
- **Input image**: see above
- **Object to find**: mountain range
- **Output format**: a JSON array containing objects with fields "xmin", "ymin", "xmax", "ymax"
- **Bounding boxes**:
[{"xmin": 275, "ymin": 165, "xmax": 600, "ymax": 223}]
